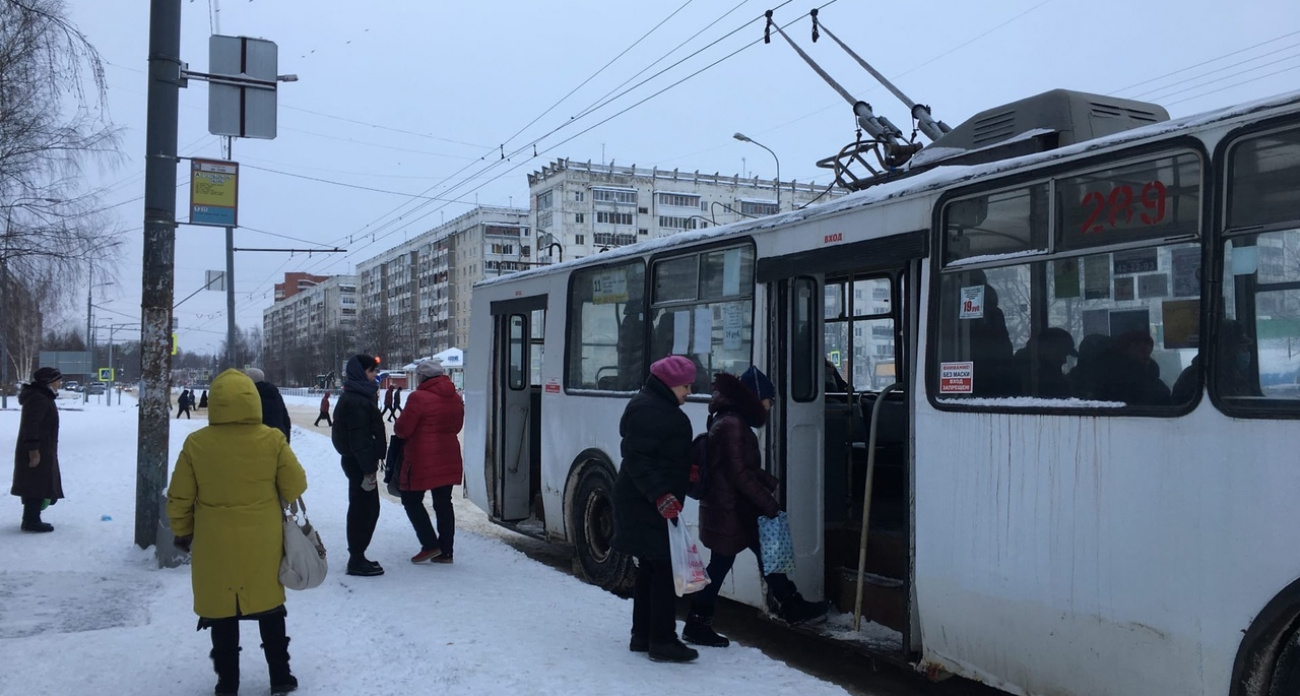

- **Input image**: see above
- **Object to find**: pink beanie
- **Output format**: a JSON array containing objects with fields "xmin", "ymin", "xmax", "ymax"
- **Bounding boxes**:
[{"xmin": 650, "ymin": 355, "xmax": 696, "ymax": 388}]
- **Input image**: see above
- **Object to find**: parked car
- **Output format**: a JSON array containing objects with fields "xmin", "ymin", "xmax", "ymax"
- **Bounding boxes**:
[
  {"xmin": 63, "ymin": 381, "xmax": 80, "ymax": 392},
  {"xmin": 87, "ymin": 382, "xmax": 106, "ymax": 395}
]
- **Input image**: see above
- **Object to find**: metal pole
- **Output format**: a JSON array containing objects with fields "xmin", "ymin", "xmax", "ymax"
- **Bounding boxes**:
[
  {"xmin": 225, "ymin": 138, "xmax": 237, "ymax": 371},
  {"xmin": 107, "ymin": 326, "xmax": 114, "ymax": 408},
  {"xmin": 85, "ymin": 265, "xmax": 92, "ymax": 404},
  {"xmin": 1, "ymin": 213, "xmax": 8, "ymax": 410},
  {"xmin": 139, "ymin": 0, "xmax": 181, "ymax": 562}
]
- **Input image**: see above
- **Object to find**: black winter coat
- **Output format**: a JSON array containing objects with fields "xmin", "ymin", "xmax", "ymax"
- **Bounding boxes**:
[
  {"xmin": 10, "ymin": 384, "xmax": 64, "ymax": 500},
  {"xmin": 612, "ymin": 375, "xmax": 693, "ymax": 561},
  {"xmin": 331, "ymin": 388, "xmax": 386, "ymax": 477},
  {"xmin": 699, "ymin": 373, "xmax": 779, "ymax": 555},
  {"xmin": 254, "ymin": 381, "xmax": 292, "ymax": 443}
]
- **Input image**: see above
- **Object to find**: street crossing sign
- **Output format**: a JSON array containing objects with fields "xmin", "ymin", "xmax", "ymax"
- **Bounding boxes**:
[{"xmin": 98, "ymin": 368, "xmax": 114, "ymax": 382}]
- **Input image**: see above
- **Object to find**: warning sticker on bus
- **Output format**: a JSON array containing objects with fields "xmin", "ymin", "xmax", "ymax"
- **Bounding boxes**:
[{"xmin": 939, "ymin": 362, "xmax": 974, "ymax": 394}]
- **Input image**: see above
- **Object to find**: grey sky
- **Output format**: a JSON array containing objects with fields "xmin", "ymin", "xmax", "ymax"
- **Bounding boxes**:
[{"xmin": 66, "ymin": 0, "xmax": 1299, "ymax": 354}]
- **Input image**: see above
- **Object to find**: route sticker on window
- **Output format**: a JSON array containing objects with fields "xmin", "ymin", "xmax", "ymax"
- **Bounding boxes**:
[
  {"xmin": 939, "ymin": 362, "xmax": 974, "ymax": 394},
  {"xmin": 958, "ymin": 286, "xmax": 984, "ymax": 319}
]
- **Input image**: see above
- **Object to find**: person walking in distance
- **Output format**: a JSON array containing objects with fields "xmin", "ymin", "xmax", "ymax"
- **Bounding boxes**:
[
  {"xmin": 394, "ymin": 361, "xmax": 463, "ymax": 564},
  {"xmin": 177, "ymin": 389, "xmax": 193, "ymax": 419},
  {"xmin": 198, "ymin": 389, "xmax": 209, "ymax": 410},
  {"xmin": 167, "ymin": 369, "xmax": 308, "ymax": 696},
  {"xmin": 244, "ymin": 368, "xmax": 292, "ymax": 443},
  {"xmin": 331, "ymin": 354, "xmax": 387, "ymax": 577},
  {"xmin": 684, "ymin": 367, "xmax": 829, "ymax": 649},
  {"xmin": 388, "ymin": 386, "xmax": 403, "ymax": 422},
  {"xmin": 380, "ymin": 383, "xmax": 395, "ymax": 421},
  {"xmin": 612, "ymin": 355, "xmax": 699, "ymax": 663},
  {"xmin": 314, "ymin": 391, "xmax": 333, "ymax": 427},
  {"xmin": 11, "ymin": 367, "xmax": 64, "ymax": 533}
]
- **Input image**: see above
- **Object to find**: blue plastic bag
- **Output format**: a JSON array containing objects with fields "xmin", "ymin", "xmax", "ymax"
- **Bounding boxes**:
[{"xmin": 757, "ymin": 511, "xmax": 796, "ymax": 575}]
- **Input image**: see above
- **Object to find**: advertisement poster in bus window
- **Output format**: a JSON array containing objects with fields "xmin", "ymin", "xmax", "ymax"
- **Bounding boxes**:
[
  {"xmin": 1084, "ymin": 255, "xmax": 1111, "ymax": 299},
  {"xmin": 1161, "ymin": 299, "xmax": 1200, "ymax": 349},
  {"xmin": 1114, "ymin": 276, "xmax": 1135, "ymax": 302},
  {"xmin": 1113, "ymin": 248, "xmax": 1158, "ymax": 275},
  {"xmin": 958, "ymin": 285, "xmax": 984, "ymax": 319},
  {"xmin": 722, "ymin": 302, "xmax": 744, "ymax": 350},
  {"xmin": 1138, "ymin": 274, "xmax": 1169, "ymax": 299},
  {"xmin": 1171, "ymin": 247, "xmax": 1200, "ymax": 296},
  {"xmin": 592, "ymin": 271, "xmax": 628, "ymax": 304},
  {"xmin": 939, "ymin": 362, "xmax": 974, "ymax": 394},
  {"xmin": 1054, "ymin": 258, "xmax": 1080, "ymax": 299}
]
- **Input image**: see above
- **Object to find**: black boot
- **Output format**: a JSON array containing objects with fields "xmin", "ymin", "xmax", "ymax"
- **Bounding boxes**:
[
  {"xmin": 682, "ymin": 609, "xmax": 730, "ymax": 648},
  {"xmin": 629, "ymin": 630, "xmax": 648, "ymax": 653},
  {"xmin": 648, "ymin": 636, "xmax": 699, "ymax": 663},
  {"xmin": 209, "ymin": 647, "xmax": 240, "ymax": 696},
  {"xmin": 260, "ymin": 616, "xmax": 297, "ymax": 695},
  {"xmin": 20, "ymin": 499, "xmax": 53, "ymax": 533},
  {"xmin": 778, "ymin": 593, "xmax": 831, "ymax": 626}
]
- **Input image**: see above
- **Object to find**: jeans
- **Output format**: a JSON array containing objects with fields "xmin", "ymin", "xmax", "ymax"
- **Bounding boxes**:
[
  {"xmin": 400, "ymin": 485, "xmax": 455, "ymax": 557},
  {"xmin": 344, "ymin": 465, "xmax": 380, "ymax": 563},
  {"xmin": 688, "ymin": 540, "xmax": 796, "ymax": 614},
  {"xmin": 632, "ymin": 558, "xmax": 678, "ymax": 643}
]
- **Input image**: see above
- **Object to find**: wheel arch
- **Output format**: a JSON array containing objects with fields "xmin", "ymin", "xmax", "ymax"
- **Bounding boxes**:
[{"xmin": 1232, "ymin": 575, "xmax": 1300, "ymax": 696}]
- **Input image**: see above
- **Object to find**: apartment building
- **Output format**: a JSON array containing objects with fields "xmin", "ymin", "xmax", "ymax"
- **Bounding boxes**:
[{"xmin": 261, "ymin": 274, "xmax": 357, "ymax": 386}]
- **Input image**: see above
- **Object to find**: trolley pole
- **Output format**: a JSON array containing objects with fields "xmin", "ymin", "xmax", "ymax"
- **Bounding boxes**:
[{"xmin": 138, "ymin": 0, "xmax": 182, "ymax": 564}]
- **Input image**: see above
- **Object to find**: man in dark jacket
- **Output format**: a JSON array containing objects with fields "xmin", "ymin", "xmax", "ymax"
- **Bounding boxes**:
[
  {"xmin": 331, "ymin": 354, "xmax": 388, "ymax": 577},
  {"xmin": 685, "ymin": 366, "xmax": 829, "ymax": 648},
  {"xmin": 243, "ymin": 368, "xmax": 292, "ymax": 443},
  {"xmin": 612, "ymin": 355, "xmax": 698, "ymax": 663},
  {"xmin": 10, "ymin": 367, "xmax": 64, "ymax": 532}
]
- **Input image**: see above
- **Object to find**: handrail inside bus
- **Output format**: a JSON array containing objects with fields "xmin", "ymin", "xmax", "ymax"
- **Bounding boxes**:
[{"xmin": 853, "ymin": 381, "xmax": 901, "ymax": 632}]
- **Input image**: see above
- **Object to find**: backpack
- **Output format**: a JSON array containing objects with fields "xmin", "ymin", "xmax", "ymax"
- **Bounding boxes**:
[{"xmin": 685, "ymin": 432, "xmax": 710, "ymax": 500}]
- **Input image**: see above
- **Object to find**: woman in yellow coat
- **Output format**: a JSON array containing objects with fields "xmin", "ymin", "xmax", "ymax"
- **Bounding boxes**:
[{"xmin": 167, "ymin": 369, "xmax": 308, "ymax": 696}]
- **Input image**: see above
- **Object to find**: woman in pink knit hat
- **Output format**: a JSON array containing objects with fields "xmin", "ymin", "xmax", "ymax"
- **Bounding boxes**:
[{"xmin": 611, "ymin": 355, "xmax": 699, "ymax": 663}]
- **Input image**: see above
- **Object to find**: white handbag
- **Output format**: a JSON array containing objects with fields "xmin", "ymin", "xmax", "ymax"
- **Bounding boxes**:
[{"xmin": 279, "ymin": 496, "xmax": 328, "ymax": 590}]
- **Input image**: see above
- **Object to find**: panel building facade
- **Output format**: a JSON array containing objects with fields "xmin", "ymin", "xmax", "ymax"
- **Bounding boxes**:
[{"xmin": 262, "ymin": 273, "xmax": 357, "ymax": 386}]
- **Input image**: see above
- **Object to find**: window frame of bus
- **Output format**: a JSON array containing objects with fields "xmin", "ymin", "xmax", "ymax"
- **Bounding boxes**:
[
  {"xmin": 647, "ymin": 240, "xmax": 757, "ymax": 402},
  {"xmin": 926, "ymin": 140, "xmax": 1208, "ymax": 415},
  {"xmin": 790, "ymin": 276, "xmax": 819, "ymax": 402},
  {"xmin": 823, "ymin": 273, "xmax": 900, "ymax": 396},
  {"xmin": 1211, "ymin": 116, "xmax": 1300, "ymax": 419},
  {"xmin": 563, "ymin": 258, "xmax": 648, "ymax": 395},
  {"xmin": 508, "ymin": 314, "xmax": 527, "ymax": 391}
]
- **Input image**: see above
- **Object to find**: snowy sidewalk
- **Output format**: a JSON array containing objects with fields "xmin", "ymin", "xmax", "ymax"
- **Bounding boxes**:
[{"xmin": 0, "ymin": 393, "xmax": 851, "ymax": 696}]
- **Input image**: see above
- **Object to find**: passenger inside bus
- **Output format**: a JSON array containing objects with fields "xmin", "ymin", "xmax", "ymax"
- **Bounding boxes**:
[
  {"xmin": 1171, "ymin": 320, "xmax": 1262, "ymax": 400},
  {"xmin": 1068, "ymin": 334, "xmax": 1114, "ymax": 400},
  {"xmin": 964, "ymin": 280, "xmax": 1018, "ymax": 397},
  {"xmin": 1013, "ymin": 327, "xmax": 1077, "ymax": 398},
  {"xmin": 1093, "ymin": 331, "xmax": 1171, "ymax": 406}
]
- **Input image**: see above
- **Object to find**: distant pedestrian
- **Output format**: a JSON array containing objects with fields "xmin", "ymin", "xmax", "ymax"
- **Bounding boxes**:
[
  {"xmin": 244, "ymin": 368, "xmax": 291, "ymax": 443},
  {"xmin": 314, "ymin": 391, "xmax": 333, "ymax": 427},
  {"xmin": 167, "ymin": 369, "xmax": 308, "ymax": 696},
  {"xmin": 331, "ymin": 354, "xmax": 387, "ymax": 577},
  {"xmin": 177, "ymin": 389, "xmax": 192, "ymax": 420},
  {"xmin": 11, "ymin": 367, "xmax": 64, "ymax": 533},
  {"xmin": 198, "ymin": 390, "xmax": 209, "ymax": 410},
  {"xmin": 394, "ymin": 361, "xmax": 463, "ymax": 564},
  {"xmin": 380, "ymin": 384, "xmax": 395, "ymax": 421},
  {"xmin": 389, "ymin": 386, "xmax": 403, "ymax": 421},
  {"xmin": 612, "ymin": 355, "xmax": 698, "ymax": 663}
]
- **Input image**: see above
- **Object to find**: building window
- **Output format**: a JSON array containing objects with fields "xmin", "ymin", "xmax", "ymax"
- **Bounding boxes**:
[
  {"xmin": 537, "ymin": 190, "xmax": 554, "ymax": 210},
  {"xmin": 639, "ymin": 228, "xmax": 649, "ymax": 236},
  {"xmin": 596, "ymin": 211, "xmax": 634, "ymax": 225},
  {"xmin": 575, "ymin": 234, "xmax": 585, "ymax": 245},
  {"xmin": 658, "ymin": 215, "xmax": 698, "ymax": 230},
  {"xmin": 657, "ymin": 192, "xmax": 701, "ymax": 208},
  {"xmin": 575, "ymin": 213, "xmax": 585, "ymax": 224},
  {"xmin": 593, "ymin": 188, "xmax": 636, "ymax": 205},
  {"xmin": 739, "ymin": 200, "xmax": 778, "ymax": 217},
  {"xmin": 638, "ymin": 207, "xmax": 649, "ymax": 214},
  {"xmin": 575, "ymin": 191, "xmax": 585, "ymax": 202}
]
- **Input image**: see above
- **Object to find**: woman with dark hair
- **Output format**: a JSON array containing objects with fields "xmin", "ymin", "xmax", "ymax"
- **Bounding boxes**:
[
  {"xmin": 11, "ymin": 367, "xmax": 64, "ymax": 533},
  {"xmin": 331, "ymin": 354, "xmax": 388, "ymax": 576},
  {"xmin": 167, "ymin": 369, "xmax": 308, "ymax": 695}
]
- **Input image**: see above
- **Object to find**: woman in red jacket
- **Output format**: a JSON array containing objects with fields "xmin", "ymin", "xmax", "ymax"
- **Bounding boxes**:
[{"xmin": 393, "ymin": 360, "xmax": 464, "ymax": 563}]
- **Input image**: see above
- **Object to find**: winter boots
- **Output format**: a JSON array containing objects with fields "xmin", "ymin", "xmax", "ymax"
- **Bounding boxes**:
[
  {"xmin": 20, "ymin": 500, "xmax": 53, "ymax": 533},
  {"xmin": 682, "ymin": 610, "xmax": 730, "ymax": 648},
  {"xmin": 209, "ymin": 646, "xmax": 240, "ymax": 696},
  {"xmin": 648, "ymin": 636, "xmax": 699, "ymax": 663},
  {"xmin": 263, "ymin": 637, "xmax": 297, "ymax": 695},
  {"xmin": 776, "ymin": 593, "xmax": 831, "ymax": 626}
]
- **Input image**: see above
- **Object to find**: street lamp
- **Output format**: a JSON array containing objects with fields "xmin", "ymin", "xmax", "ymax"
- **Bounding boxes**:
[{"xmin": 733, "ymin": 132, "xmax": 781, "ymax": 213}]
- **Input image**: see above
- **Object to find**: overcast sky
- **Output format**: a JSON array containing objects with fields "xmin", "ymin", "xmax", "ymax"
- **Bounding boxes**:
[{"xmin": 64, "ymin": 0, "xmax": 1300, "ymax": 354}]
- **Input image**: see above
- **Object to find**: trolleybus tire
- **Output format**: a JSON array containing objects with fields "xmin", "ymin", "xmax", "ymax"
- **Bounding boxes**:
[{"xmin": 570, "ymin": 464, "xmax": 634, "ymax": 595}]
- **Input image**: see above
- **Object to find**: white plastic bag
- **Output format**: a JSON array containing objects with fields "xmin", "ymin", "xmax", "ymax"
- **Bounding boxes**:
[{"xmin": 667, "ymin": 518, "xmax": 710, "ymax": 597}]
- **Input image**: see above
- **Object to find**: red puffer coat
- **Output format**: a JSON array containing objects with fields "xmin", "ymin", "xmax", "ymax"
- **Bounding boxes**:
[
  {"xmin": 393, "ymin": 374, "xmax": 464, "ymax": 491},
  {"xmin": 698, "ymin": 372, "xmax": 780, "ymax": 556}
]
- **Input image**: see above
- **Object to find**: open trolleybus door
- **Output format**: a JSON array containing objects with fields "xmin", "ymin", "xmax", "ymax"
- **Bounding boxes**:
[{"xmin": 490, "ymin": 295, "xmax": 547, "ymax": 523}]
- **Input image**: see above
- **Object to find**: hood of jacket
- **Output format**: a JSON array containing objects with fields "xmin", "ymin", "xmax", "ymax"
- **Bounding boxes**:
[
  {"xmin": 207, "ymin": 368, "xmax": 263, "ymax": 426},
  {"xmin": 18, "ymin": 383, "xmax": 53, "ymax": 405},
  {"xmin": 708, "ymin": 372, "xmax": 768, "ymax": 428},
  {"xmin": 417, "ymin": 373, "xmax": 458, "ymax": 397}
]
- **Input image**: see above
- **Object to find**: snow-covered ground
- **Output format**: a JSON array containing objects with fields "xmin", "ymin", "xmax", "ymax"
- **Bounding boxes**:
[{"xmin": 0, "ymin": 392, "xmax": 851, "ymax": 696}]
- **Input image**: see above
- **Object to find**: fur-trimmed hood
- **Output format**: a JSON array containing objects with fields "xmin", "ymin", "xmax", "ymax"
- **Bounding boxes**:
[{"xmin": 708, "ymin": 372, "xmax": 768, "ymax": 429}]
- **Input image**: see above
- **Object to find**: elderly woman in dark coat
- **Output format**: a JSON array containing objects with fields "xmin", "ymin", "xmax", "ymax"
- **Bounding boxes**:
[
  {"xmin": 11, "ymin": 367, "xmax": 64, "ymax": 533},
  {"xmin": 612, "ymin": 355, "xmax": 698, "ymax": 663},
  {"xmin": 683, "ymin": 367, "xmax": 829, "ymax": 649}
]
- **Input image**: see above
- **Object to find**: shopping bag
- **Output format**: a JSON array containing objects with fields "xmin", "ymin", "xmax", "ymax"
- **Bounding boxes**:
[
  {"xmin": 384, "ymin": 435, "xmax": 405, "ymax": 497},
  {"xmin": 279, "ymin": 497, "xmax": 328, "ymax": 591},
  {"xmin": 757, "ymin": 511, "xmax": 796, "ymax": 575},
  {"xmin": 667, "ymin": 519, "xmax": 710, "ymax": 597}
]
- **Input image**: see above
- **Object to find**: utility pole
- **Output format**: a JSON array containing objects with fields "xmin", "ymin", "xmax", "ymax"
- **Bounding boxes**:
[
  {"xmin": 139, "ymin": 0, "xmax": 181, "ymax": 563},
  {"xmin": 225, "ymin": 136, "xmax": 237, "ymax": 371}
]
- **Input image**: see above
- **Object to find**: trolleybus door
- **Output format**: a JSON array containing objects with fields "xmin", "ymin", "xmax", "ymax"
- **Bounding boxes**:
[{"xmin": 491, "ymin": 297, "xmax": 545, "ymax": 522}]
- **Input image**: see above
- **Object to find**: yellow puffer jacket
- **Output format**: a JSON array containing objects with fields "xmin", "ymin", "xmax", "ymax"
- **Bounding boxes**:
[{"xmin": 166, "ymin": 369, "xmax": 308, "ymax": 619}]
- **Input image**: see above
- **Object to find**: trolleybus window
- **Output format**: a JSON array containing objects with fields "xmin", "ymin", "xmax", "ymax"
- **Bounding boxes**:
[
  {"xmin": 649, "ymin": 244, "xmax": 755, "ymax": 393},
  {"xmin": 565, "ymin": 260, "xmax": 646, "ymax": 392},
  {"xmin": 935, "ymin": 150, "xmax": 1203, "ymax": 409},
  {"xmin": 824, "ymin": 276, "xmax": 895, "ymax": 393},
  {"xmin": 1218, "ymin": 124, "xmax": 1300, "ymax": 411},
  {"xmin": 790, "ymin": 277, "xmax": 817, "ymax": 402}
]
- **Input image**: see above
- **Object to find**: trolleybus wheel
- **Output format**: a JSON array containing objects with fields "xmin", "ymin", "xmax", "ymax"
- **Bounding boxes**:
[{"xmin": 571, "ymin": 464, "xmax": 634, "ymax": 595}]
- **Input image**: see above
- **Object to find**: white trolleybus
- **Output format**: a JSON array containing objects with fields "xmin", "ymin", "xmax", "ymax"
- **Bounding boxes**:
[{"xmin": 463, "ymin": 88, "xmax": 1300, "ymax": 696}]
